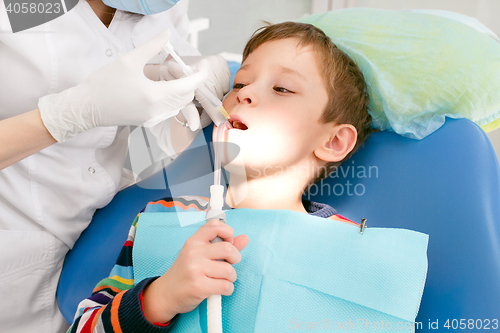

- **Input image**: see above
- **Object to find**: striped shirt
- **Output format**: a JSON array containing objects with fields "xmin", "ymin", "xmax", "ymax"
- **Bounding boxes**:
[{"xmin": 67, "ymin": 196, "xmax": 357, "ymax": 333}]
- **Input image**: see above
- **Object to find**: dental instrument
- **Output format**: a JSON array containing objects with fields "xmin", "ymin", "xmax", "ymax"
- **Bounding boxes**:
[{"xmin": 162, "ymin": 42, "xmax": 230, "ymax": 127}]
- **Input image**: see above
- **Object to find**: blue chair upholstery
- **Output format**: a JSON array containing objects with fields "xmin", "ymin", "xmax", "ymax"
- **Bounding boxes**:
[{"xmin": 57, "ymin": 118, "xmax": 500, "ymax": 330}]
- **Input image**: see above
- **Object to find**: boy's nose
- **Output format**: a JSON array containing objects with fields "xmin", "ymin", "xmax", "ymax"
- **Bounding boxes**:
[
  {"xmin": 236, "ymin": 86, "xmax": 258, "ymax": 106},
  {"xmin": 236, "ymin": 96, "xmax": 252, "ymax": 104}
]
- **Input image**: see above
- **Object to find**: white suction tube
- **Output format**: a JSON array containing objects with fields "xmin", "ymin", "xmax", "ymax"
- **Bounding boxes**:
[{"xmin": 205, "ymin": 121, "xmax": 232, "ymax": 332}]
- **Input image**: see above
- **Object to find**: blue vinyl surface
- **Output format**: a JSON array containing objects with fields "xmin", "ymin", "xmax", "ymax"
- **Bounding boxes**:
[
  {"xmin": 310, "ymin": 119, "xmax": 500, "ymax": 328},
  {"xmin": 57, "ymin": 117, "xmax": 500, "ymax": 330}
]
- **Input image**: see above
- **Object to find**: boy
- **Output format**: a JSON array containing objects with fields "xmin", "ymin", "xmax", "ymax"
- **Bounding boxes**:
[{"xmin": 67, "ymin": 21, "xmax": 372, "ymax": 332}]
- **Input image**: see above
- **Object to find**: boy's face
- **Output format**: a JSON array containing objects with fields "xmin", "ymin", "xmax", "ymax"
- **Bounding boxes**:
[{"xmin": 221, "ymin": 38, "xmax": 330, "ymax": 177}]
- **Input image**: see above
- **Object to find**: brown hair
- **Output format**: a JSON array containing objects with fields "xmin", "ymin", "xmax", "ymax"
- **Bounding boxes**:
[{"xmin": 243, "ymin": 22, "xmax": 373, "ymax": 183}]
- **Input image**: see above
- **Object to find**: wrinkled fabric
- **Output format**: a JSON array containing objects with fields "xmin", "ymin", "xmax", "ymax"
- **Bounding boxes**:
[
  {"xmin": 299, "ymin": 9, "xmax": 500, "ymax": 139},
  {"xmin": 133, "ymin": 209, "xmax": 428, "ymax": 332}
]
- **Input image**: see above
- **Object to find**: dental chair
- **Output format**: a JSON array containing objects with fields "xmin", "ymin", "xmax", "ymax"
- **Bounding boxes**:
[{"xmin": 57, "ymin": 117, "xmax": 500, "ymax": 330}]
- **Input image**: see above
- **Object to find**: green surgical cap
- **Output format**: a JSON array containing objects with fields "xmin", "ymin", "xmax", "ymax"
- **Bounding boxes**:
[{"xmin": 299, "ymin": 9, "xmax": 500, "ymax": 139}]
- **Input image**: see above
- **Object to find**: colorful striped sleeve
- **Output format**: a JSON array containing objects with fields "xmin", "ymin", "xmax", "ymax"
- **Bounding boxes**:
[{"xmin": 66, "ymin": 198, "xmax": 191, "ymax": 333}]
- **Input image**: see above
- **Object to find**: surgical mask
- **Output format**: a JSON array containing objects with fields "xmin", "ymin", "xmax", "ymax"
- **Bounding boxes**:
[{"xmin": 102, "ymin": 0, "xmax": 181, "ymax": 15}]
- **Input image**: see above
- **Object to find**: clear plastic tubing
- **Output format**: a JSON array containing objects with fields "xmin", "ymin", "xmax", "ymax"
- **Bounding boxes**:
[{"xmin": 214, "ymin": 121, "xmax": 231, "ymax": 186}]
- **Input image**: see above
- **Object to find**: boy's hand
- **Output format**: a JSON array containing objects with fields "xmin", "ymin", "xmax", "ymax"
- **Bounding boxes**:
[{"xmin": 142, "ymin": 220, "xmax": 249, "ymax": 324}]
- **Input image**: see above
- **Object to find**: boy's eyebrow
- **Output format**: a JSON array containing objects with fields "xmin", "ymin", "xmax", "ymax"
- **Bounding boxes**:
[
  {"xmin": 238, "ymin": 64, "xmax": 307, "ymax": 81},
  {"xmin": 278, "ymin": 65, "xmax": 307, "ymax": 81}
]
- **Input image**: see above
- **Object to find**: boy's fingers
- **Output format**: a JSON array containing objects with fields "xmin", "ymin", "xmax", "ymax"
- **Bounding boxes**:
[
  {"xmin": 198, "ymin": 219, "xmax": 234, "ymax": 244},
  {"xmin": 204, "ymin": 277, "xmax": 235, "ymax": 297},
  {"xmin": 205, "ymin": 261, "xmax": 237, "ymax": 282},
  {"xmin": 205, "ymin": 241, "xmax": 241, "ymax": 264},
  {"xmin": 233, "ymin": 234, "xmax": 249, "ymax": 253}
]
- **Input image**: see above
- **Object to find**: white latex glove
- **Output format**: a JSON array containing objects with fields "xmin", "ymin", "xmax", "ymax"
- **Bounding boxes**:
[
  {"xmin": 38, "ymin": 29, "xmax": 208, "ymax": 142},
  {"xmin": 160, "ymin": 55, "xmax": 230, "ymax": 131}
]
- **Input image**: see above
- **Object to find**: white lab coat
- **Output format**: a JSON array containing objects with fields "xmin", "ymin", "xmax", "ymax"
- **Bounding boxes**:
[{"xmin": 0, "ymin": 0, "xmax": 197, "ymax": 331}]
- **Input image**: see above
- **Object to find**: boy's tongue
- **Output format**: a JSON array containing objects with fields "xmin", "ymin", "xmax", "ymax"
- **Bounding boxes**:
[{"xmin": 232, "ymin": 120, "xmax": 248, "ymax": 130}]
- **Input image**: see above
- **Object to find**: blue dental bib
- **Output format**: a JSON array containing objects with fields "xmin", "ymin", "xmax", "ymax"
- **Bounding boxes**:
[{"xmin": 133, "ymin": 209, "xmax": 428, "ymax": 332}]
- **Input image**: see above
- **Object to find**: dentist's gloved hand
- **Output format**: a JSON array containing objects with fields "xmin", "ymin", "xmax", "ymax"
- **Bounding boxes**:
[
  {"xmin": 160, "ymin": 55, "xmax": 230, "ymax": 131},
  {"xmin": 38, "ymin": 29, "xmax": 208, "ymax": 142}
]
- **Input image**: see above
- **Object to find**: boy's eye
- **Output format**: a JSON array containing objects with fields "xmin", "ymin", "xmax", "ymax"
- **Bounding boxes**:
[
  {"xmin": 274, "ymin": 86, "xmax": 294, "ymax": 93},
  {"xmin": 233, "ymin": 83, "xmax": 246, "ymax": 89}
]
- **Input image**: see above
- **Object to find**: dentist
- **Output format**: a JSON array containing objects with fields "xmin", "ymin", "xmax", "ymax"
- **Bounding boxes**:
[{"xmin": 0, "ymin": 0, "xmax": 230, "ymax": 332}]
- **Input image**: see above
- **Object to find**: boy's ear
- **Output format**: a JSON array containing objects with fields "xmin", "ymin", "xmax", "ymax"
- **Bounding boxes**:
[{"xmin": 314, "ymin": 124, "xmax": 357, "ymax": 163}]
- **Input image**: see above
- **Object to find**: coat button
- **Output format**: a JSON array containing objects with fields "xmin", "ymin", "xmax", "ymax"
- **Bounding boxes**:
[
  {"xmin": 105, "ymin": 49, "xmax": 113, "ymax": 57},
  {"xmin": 88, "ymin": 167, "xmax": 95, "ymax": 174}
]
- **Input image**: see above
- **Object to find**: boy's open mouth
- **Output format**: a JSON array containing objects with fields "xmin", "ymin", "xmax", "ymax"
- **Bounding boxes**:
[{"xmin": 229, "ymin": 116, "xmax": 248, "ymax": 130}]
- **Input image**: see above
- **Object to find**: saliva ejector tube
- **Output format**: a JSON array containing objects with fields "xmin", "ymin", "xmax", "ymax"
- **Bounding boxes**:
[
  {"xmin": 204, "ymin": 121, "xmax": 233, "ymax": 333},
  {"xmin": 162, "ymin": 42, "xmax": 234, "ymax": 333}
]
